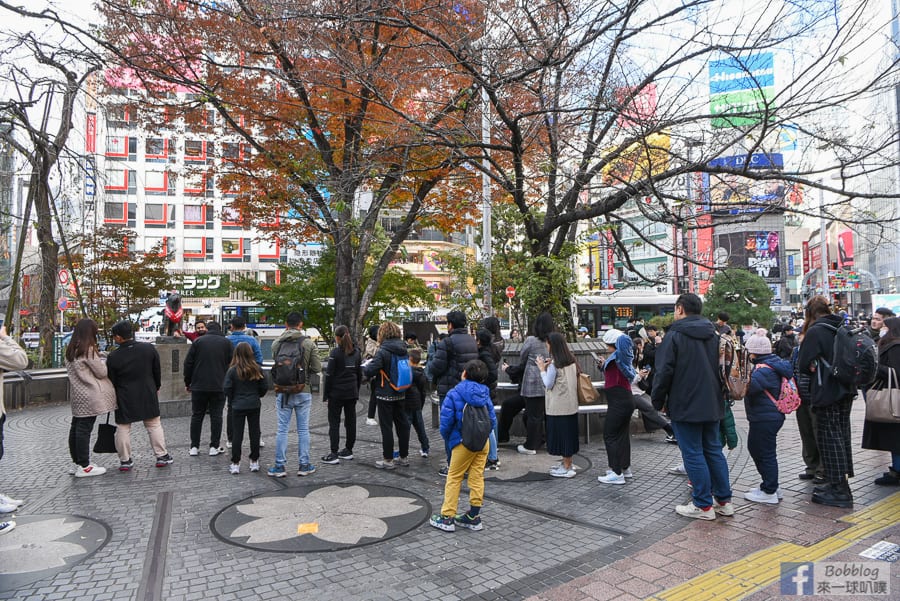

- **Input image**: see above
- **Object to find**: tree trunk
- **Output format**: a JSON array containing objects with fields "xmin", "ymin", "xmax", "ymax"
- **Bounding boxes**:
[
  {"xmin": 332, "ymin": 230, "xmax": 359, "ymax": 337},
  {"xmin": 35, "ymin": 173, "xmax": 59, "ymax": 367}
]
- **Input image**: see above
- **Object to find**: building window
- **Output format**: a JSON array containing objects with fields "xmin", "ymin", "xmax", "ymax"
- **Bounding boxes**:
[
  {"xmin": 144, "ymin": 170, "xmax": 172, "ymax": 195},
  {"xmin": 104, "ymin": 202, "xmax": 127, "ymax": 224},
  {"xmin": 145, "ymin": 138, "xmax": 173, "ymax": 161},
  {"xmin": 184, "ymin": 171, "xmax": 212, "ymax": 196},
  {"xmin": 183, "ymin": 204, "xmax": 212, "ymax": 229},
  {"xmin": 258, "ymin": 238, "xmax": 281, "ymax": 261},
  {"xmin": 183, "ymin": 237, "xmax": 212, "ymax": 260},
  {"xmin": 145, "ymin": 203, "xmax": 173, "ymax": 226},
  {"xmin": 222, "ymin": 238, "xmax": 249, "ymax": 261},
  {"xmin": 104, "ymin": 168, "xmax": 136, "ymax": 194},
  {"xmin": 222, "ymin": 205, "xmax": 243, "ymax": 228},
  {"xmin": 185, "ymin": 139, "xmax": 214, "ymax": 163},
  {"xmin": 106, "ymin": 135, "xmax": 136, "ymax": 159}
]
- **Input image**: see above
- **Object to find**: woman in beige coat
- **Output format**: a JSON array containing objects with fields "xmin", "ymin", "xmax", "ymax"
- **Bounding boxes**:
[
  {"xmin": 537, "ymin": 332, "xmax": 579, "ymax": 478},
  {"xmin": 66, "ymin": 319, "xmax": 117, "ymax": 477}
]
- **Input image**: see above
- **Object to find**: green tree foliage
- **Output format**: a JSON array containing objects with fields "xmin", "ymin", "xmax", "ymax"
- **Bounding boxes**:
[
  {"xmin": 72, "ymin": 226, "xmax": 172, "ymax": 345},
  {"xmin": 704, "ymin": 269, "xmax": 775, "ymax": 327},
  {"xmin": 233, "ymin": 242, "xmax": 436, "ymax": 342}
]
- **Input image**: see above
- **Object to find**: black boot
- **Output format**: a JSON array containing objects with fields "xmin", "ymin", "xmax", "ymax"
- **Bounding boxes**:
[
  {"xmin": 874, "ymin": 467, "xmax": 900, "ymax": 486},
  {"xmin": 811, "ymin": 481, "xmax": 853, "ymax": 508}
]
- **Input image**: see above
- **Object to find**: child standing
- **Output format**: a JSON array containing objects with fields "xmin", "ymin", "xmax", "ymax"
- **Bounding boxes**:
[
  {"xmin": 430, "ymin": 360, "xmax": 497, "ymax": 532},
  {"xmin": 405, "ymin": 349, "xmax": 430, "ymax": 458},
  {"xmin": 743, "ymin": 331, "xmax": 791, "ymax": 504},
  {"xmin": 223, "ymin": 342, "xmax": 268, "ymax": 474}
]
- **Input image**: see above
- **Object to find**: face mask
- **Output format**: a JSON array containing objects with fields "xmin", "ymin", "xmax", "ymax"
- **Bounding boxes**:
[{"xmin": 880, "ymin": 327, "xmax": 888, "ymax": 338}]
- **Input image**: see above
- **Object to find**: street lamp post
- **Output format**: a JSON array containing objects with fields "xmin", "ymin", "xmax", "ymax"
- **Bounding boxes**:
[{"xmin": 819, "ymin": 183, "xmax": 830, "ymax": 299}]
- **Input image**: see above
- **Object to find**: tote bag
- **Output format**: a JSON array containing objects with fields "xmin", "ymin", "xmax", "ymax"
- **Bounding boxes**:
[
  {"xmin": 93, "ymin": 413, "xmax": 118, "ymax": 454},
  {"xmin": 576, "ymin": 365, "xmax": 599, "ymax": 405},
  {"xmin": 866, "ymin": 367, "xmax": 900, "ymax": 424}
]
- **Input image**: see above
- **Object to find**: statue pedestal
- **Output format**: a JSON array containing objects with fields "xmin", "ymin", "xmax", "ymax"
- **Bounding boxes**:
[{"xmin": 156, "ymin": 339, "xmax": 192, "ymax": 417}]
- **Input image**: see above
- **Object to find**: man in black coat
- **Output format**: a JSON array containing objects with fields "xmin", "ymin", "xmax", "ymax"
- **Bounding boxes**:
[
  {"xmin": 107, "ymin": 321, "xmax": 172, "ymax": 471},
  {"xmin": 652, "ymin": 294, "xmax": 732, "ymax": 520},
  {"xmin": 183, "ymin": 321, "xmax": 233, "ymax": 457},
  {"xmin": 775, "ymin": 325, "xmax": 799, "ymax": 359}
]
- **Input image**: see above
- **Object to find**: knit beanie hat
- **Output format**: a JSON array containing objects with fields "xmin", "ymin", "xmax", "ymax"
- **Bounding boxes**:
[{"xmin": 745, "ymin": 333, "xmax": 772, "ymax": 355}]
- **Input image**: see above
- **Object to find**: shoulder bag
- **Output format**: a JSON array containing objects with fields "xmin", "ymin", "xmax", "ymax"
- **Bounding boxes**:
[
  {"xmin": 575, "ymin": 364, "xmax": 599, "ymax": 405},
  {"xmin": 93, "ymin": 412, "xmax": 118, "ymax": 453},
  {"xmin": 866, "ymin": 367, "xmax": 900, "ymax": 423}
]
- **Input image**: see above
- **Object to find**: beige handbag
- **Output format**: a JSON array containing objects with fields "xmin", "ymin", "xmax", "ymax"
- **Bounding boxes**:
[
  {"xmin": 576, "ymin": 366, "xmax": 599, "ymax": 405},
  {"xmin": 866, "ymin": 367, "xmax": 900, "ymax": 423}
]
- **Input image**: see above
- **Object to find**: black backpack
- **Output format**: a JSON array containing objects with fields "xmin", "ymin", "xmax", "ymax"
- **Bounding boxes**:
[
  {"xmin": 271, "ymin": 337, "xmax": 307, "ymax": 393},
  {"xmin": 460, "ymin": 402, "xmax": 492, "ymax": 452},
  {"xmin": 817, "ymin": 323, "xmax": 878, "ymax": 389}
]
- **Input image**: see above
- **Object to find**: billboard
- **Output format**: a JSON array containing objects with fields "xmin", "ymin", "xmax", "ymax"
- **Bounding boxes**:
[
  {"xmin": 714, "ymin": 231, "xmax": 782, "ymax": 281},
  {"xmin": 837, "ymin": 229, "xmax": 854, "ymax": 269},
  {"xmin": 709, "ymin": 53, "xmax": 775, "ymax": 129}
]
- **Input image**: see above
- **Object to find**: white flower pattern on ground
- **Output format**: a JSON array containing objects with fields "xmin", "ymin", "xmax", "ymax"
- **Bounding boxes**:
[
  {"xmin": 0, "ymin": 518, "xmax": 87, "ymax": 573},
  {"xmin": 230, "ymin": 485, "xmax": 422, "ymax": 545}
]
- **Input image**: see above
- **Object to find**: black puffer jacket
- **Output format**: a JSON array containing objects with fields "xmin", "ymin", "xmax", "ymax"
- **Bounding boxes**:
[
  {"xmin": 651, "ymin": 315, "xmax": 724, "ymax": 422},
  {"xmin": 223, "ymin": 366, "xmax": 268, "ymax": 412},
  {"xmin": 362, "ymin": 338, "xmax": 409, "ymax": 402},
  {"xmin": 323, "ymin": 346, "xmax": 362, "ymax": 402},
  {"xmin": 429, "ymin": 329, "xmax": 478, "ymax": 399},
  {"xmin": 797, "ymin": 314, "xmax": 855, "ymax": 406},
  {"xmin": 183, "ymin": 330, "xmax": 233, "ymax": 391}
]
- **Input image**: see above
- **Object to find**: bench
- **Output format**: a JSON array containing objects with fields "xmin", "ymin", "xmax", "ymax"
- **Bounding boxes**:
[{"xmin": 495, "ymin": 382, "xmax": 608, "ymax": 443}]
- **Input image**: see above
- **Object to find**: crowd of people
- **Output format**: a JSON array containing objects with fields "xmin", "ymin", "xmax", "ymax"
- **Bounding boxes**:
[{"xmin": 0, "ymin": 295, "xmax": 897, "ymax": 537}]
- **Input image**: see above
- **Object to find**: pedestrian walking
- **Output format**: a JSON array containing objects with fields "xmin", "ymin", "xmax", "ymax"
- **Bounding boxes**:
[
  {"xmin": 742, "ymin": 331, "xmax": 791, "ymax": 504},
  {"xmin": 538, "ymin": 332, "xmax": 579, "ymax": 478},
  {"xmin": 106, "ymin": 321, "xmax": 173, "ymax": 471},
  {"xmin": 183, "ymin": 321, "xmax": 233, "ymax": 457},
  {"xmin": 652, "ymin": 293, "xmax": 733, "ymax": 520},
  {"xmin": 223, "ymin": 342, "xmax": 268, "ymax": 474},
  {"xmin": 321, "ymin": 325, "xmax": 362, "ymax": 465},
  {"xmin": 65, "ymin": 319, "xmax": 117, "ymax": 478}
]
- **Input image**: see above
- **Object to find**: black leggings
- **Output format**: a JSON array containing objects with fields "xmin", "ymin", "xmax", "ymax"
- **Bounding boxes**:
[
  {"xmin": 523, "ymin": 395, "xmax": 545, "ymax": 451},
  {"xmin": 68, "ymin": 415, "xmax": 97, "ymax": 467},
  {"xmin": 327, "ymin": 396, "xmax": 357, "ymax": 453},
  {"xmin": 603, "ymin": 386, "xmax": 635, "ymax": 474}
]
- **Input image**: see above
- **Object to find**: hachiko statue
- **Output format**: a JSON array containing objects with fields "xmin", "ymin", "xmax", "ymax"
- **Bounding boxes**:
[{"xmin": 160, "ymin": 293, "xmax": 184, "ymax": 337}]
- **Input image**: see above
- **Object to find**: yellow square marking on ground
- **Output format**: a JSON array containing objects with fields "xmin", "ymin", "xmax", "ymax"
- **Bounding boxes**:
[
  {"xmin": 297, "ymin": 522, "xmax": 319, "ymax": 535},
  {"xmin": 648, "ymin": 492, "xmax": 900, "ymax": 601}
]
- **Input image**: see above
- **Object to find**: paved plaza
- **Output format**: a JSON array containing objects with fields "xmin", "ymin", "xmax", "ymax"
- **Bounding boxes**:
[{"xmin": 0, "ymin": 392, "xmax": 897, "ymax": 601}]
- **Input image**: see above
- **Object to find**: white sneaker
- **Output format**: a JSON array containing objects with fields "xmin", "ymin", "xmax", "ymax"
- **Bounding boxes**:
[
  {"xmin": 209, "ymin": 446, "xmax": 224, "ymax": 456},
  {"xmin": 744, "ymin": 488, "xmax": 779, "ymax": 504},
  {"xmin": 0, "ymin": 502, "xmax": 17, "ymax": 513},
  {"xmin": 75, "ymin": 464, "xmax": 107, "ymax": 478},
  {"xmin": 550, "ymin": 465, "xmax": 576, "ymax": 478},
  {"xmin": 668, "ymin": 464, "xmax": 687, "ymax": 476},
  {"xmin": 0, "ymin": 493, "xmax": 23, "ymax": 507},
  {"xmin": 622, "ymin": 468, "xmax": 634, "ymax": 479},
  {"xmin": 259, "ymin": 440, "xmax": 266, "ymax": 447},
  {"xmin": 516, "ymin": 445, "xmax": 537, "ymax": 455},
  {"xmin": 229, "ymin": 463, "xmax": 240, "ymax": 475},
  {"xmin": 365, "ymin": 418, "xmax": 378, "ymax": 426},
  {"xmin": 189, "ymin": 447, "xmax": 199, "ymax": 456},
  {"xmin": 225, "ymin": 441, "xmax": 233, "ymax": 449},
  {"xmin": 714, "ymin": 501, "xmax": 735, "ymax": 516},
  {"xmin": 249, "ymin": 461, "xmax": 260, "ymax": 472},
  {"xmin": 676, "ymin": 503, "xmax": 716, "ymax": 520},
  {"xmin": 597, "ymin": 470, "xmax": 626, "ymax": 485},
  {"xmin": 0, "ymin": 520, "xmax": 15, "ymax": 535}
]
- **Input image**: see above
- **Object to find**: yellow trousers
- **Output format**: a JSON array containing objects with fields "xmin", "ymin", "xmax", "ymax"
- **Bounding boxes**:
[{"xmin": 440, "ymin": 441, "xmax": 489, "ymax": 517}]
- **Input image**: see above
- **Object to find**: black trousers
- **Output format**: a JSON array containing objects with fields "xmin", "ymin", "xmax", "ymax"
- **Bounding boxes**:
[
  {"xmin": 796, "ymin": 400, "xmax": 822, "ymax": 477},
  {"xmin": 68, "ymin": 415, "xmax": 97, "ymax": 467},
  {"xmin": 498, "ymin": 393, "xmax": 526, "ymax": 442},
  {"xmin": 814, "ymin": 397, "xmax": 854, "ymax": 485},
  {"xmin": 603, "ymin": 386, "xmax": 635, "ymax": 474},
  {"xmin": 367, "ymin": 382, "xmax": 378, "ymax": 420},
  {"xmin": 226, "ymin": 401, "xmax": 233, "ymax": 444},
  {"xmin": 523, "ymin": 395, "xmax": 546, "ymax": 451},
  {"xmin": 633, "ymin": 393, "xmax": 672, "ymax": 433},
  {"xmin": 230, "ymin": 407, "xmax": 261, "ymax": 463},
  {"xmin": 377, "ymin": 400, "xmax": 410, "ymax": 460},
  {"xmin": 190, "ymin": 391, "xmax": 226, "ymax": 449},
  {"xmin": 0, "ymin": 413, "xmax": 4, "ymax": 462},
  {"xmin": 327, "ymin": 396, "xmax": 357, "ymax": 454}
]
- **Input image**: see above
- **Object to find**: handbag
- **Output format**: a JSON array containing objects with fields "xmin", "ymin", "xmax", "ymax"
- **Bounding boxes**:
[
  {"xmin": 866, "ymin": 367, "xmax": 900, "ymax": 423},
  {"xmin": 576, "ymin": 365, "xmax": 599, "ymax": 405},
  {"xmin": 93, "ymin": 413, "xmax": 118, "ymax": 454}
]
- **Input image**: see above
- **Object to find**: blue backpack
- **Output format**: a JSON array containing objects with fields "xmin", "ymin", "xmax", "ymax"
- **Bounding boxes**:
[{"xmin": 380, "ymin": 353, "xmax": 413, "ymax": 392}]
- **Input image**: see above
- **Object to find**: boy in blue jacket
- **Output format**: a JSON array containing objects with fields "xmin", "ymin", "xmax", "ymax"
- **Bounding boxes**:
[
  {"xmin": 430, "ymin": 360, "xmax": 497, "ymax": 532},
  {"xmin": 744, "ymin": 332, "xmax": 793, "ymax": 505}
]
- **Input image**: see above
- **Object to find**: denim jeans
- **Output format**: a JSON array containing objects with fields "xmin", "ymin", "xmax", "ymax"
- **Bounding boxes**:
[
  {"xmin": 747, "ymin": 419, "xmax": 784, "ymax": 494},
  {"xmin": 404, "ymin": 408, "xmax": 429, "ymax": 453},
  {"xmin": 671, "ymin": 420, "xmax": 732, "ymax": 508},
  {"xmin": 488, "ymin": 430, "xmax": 498, "ymax": 462},
  {"xmin": 274, "ymin": 392, "xmax": 312, "ymax": 468}
]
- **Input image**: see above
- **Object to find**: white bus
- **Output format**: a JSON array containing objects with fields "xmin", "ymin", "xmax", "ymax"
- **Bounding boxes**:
[{"xmin": 573, "ymin": 290, "xmax": 680, "ymax": 333}]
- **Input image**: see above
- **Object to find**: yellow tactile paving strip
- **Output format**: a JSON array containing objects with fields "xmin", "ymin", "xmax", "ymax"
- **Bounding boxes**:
[{"xmin": 646, "ymin": 492, "xmax": 900, "ymax": 601}]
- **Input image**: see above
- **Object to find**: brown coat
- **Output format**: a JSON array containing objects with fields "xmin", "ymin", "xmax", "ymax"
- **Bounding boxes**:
[{"xmin": 67, "ymin": 352, "xmax": 118, "ymax": 418}]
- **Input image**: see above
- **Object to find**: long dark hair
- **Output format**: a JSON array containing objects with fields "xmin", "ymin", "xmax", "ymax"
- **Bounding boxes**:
[
  {"xmin": 481, "ymin": 316, "xmax": 503, "ymax": 341},
  {"xmin": 476, "ymin": 329, "xmax": 500, "ymax": 362},
  {"xmin": 879, "ymin": 317, "xmax": 900, "ymax": 350},
  {"xmin": 335, "ymin": 325, "xmax": 354, "ymax": 354},
  {"xmin": 546, "ymin": 332, "xmax": 575, "ymax": 368},
  {"xmin": 231, "ymin": 342, "xmax": 263, "ymax": 381},
  {"xmin": 801, "ymin": 295, "xmax": 831, "ymax": 335},
  {"xmin": 65, "ymin": 319, "xmax": 100, "ymax": 362},
  {"xmin": 532, "ymin": 312, "xmax": 556, "ymax": 341}
]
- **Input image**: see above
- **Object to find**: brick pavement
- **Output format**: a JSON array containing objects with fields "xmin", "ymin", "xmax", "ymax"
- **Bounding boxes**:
[{"xmin": 0, "ymin": 392, "xmax": 896, "ymax": 601}]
